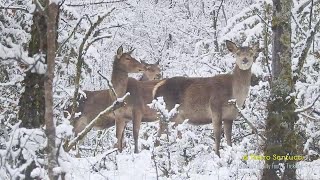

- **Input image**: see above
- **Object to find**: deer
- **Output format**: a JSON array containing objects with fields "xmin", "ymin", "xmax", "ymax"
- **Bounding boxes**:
[
  {"xmin": 114, "ymin": 78, "xmax": 161, "ymax": 153},
  {"xmin": 140, "ymin": 60, "xmax": 161, "ymax": 81},
  {"xmin": 152, "ymin": 40, "xmax": 260, "ymax": 156},
  {"xmin": 70, "ymin": 46, "xmax": 146, "ymax": 135},
  {"xmin": 69, "ymin": 58, "xmax": 162, "ymax": 135}
]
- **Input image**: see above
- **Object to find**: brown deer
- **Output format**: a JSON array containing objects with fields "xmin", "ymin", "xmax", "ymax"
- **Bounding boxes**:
[
  {"xmin": 69, "ymin": 53, "xmax": 162, "ymax": 135},
  {"xmin": 70, "ymin": 60, "xmax": 162, "ymax": 135},
  {"xmin": 71, "ymin": 46, "xmax": 146, "ymax": 135},
  {"xmin": 153, "ymin": 40, "xmax": 260, "ymax": 156},
  {"xmin": 140, "ymin": 60, "xmax": 161, "ymax": 81},
  {"xmin": 114, "ymin": 78, "xmax": 161, "ymax": 153}
]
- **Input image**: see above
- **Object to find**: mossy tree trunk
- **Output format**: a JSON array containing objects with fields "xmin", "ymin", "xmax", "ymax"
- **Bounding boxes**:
[
  {"xmin": 18, "ymin": 9, "xmax": 47, "ymax": 128},
  {"xmin": 262, "ymin": 0, "xmax": 299, "ymax": 180}
]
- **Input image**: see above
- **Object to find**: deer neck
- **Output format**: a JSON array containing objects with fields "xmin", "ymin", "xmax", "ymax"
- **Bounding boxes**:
[
  {"xmin": 139, "ymin": 74, "xmax": 149, "ymax": 81},
  {"xmin": 111, "ymin": 64, "xmax": 128, "ymax": 97},
  {"xmin": 232, "ymin": 65, "xmax": 252, "ymax": 107}
]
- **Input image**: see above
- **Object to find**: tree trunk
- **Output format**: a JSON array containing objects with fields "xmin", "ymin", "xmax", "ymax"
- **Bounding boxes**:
[
  {"xmin": 17, "ymin": 3, "xmax": 47, "ymax": 179},
  {"xmin": 18, "ymin": 10, "xmax": 47, "ymax": 128},
  {"xmin": 262, "ymin": 0, "xmax": 300, "ymax": 180},
  {"xmin": 46, "ymin": 1, "xmax": 59, "ymax": 179}
]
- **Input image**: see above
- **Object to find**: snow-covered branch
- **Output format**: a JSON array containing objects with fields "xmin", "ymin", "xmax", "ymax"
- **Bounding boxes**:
[
  {"xmin": 65, "ymin": 0, "xmax": 127, "ymax": 7},
  {"xmin": 64, "ymin": 93, "xmax": 130, "ymax": 152},
  {"xmin": 294, "ymin": 18, "xmax": 320, "ymax": 82},
  {"xmin": 228, "ymin": 99, "xmax": 266, "ymax": 141},
  {"xmin": 295, "ymin": 94, "xmax": 320, "ymax": 113}
]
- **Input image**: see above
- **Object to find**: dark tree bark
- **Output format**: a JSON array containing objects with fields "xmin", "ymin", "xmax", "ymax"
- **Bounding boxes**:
[
  {"xmin": 18, "ymin": 10, "xmax": 47, "ymax": 128},
  {"xmin": 16, "ymin": 2, "xmax": 47, "ymax": 179},
  {"xmin": 262, "ymin": 0, "xmax": 300, "ymax": 180}
]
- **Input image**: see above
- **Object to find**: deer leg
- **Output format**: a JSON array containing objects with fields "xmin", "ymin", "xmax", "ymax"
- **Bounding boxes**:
[
  {"xmin": 212, "ymin": 114, "xmax": 222, "ymax": 157},
  {"xmin": 133, "ymin": 110, "xmax": 142, "ymax": 153},
  {"xmin": 223, "ymin": 120, "xmax": 233, "ymax": 147},
  {"xmin": 115, "ymin": 118, "xmax": 126, "ymax": 152}
]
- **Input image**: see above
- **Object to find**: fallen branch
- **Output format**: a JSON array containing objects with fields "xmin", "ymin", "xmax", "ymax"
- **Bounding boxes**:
[
  {"xmin": 64, "ymin": 93, "xmax": 130, "ymax": 152},
  {"xmin": 228, "ymin": 99, "xmax": 267, "ymax": 141},
  {"xmin": 295, "ymin": 94, "xmax": 320, "ymax": 113}
]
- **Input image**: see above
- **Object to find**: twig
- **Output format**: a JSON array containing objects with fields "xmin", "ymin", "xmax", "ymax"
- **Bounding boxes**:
[
  {"xmin": 70, "ymin": 8, "xmax": 115, "ymax": 122},
  {"xmin": 34, "ymin": 0, "xmax": 45, "ymax": 13},
  {"xmin": 151, "ymin": 147, "xmax": 159, "ymax": 180},
  {"xmin": 65, "ymin": 0, "xmax": 126, "ymax": 7},
  {"xmin": 85, "ymin": 34, "xmax": 112, "ymax": 51},
  {"xmin": 228, "ymin": 99, "xmax": 267, "ymax": 141},
  {"xmin": 64, "ymin": 93, "xmax": 130, "ymax": 152},
  {"xmin": 291, "ymin": 13, "xmax": 307, "ymax": 37},
  {"xmin": 0, "ymin": 6, "xmax": 29, "ymax": 13},
  {"xmin": 56, "ymin": 16, "xmax": 85, "ymax": 55},
  {"xmin": 294, "ymin": 18, "xmax": 320, "ymax": 82},
  {"xmin": 295, "ymin": 94, "xmax": 320, "ymax": 113},
  {"xmin": 97, "ymin": 70, "xmax": 117, "ymax": 98}
]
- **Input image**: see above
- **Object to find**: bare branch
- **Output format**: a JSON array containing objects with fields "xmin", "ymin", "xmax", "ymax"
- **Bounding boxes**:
[
  {"xmin": 64, "ymin": 93, "xmax": 130, "ymax": 152},
  {"xmin": 295, "ymin": 94, "xmax": 320, "ymax": 113},
  {"xmin": 56, "ymin": 16, "xmax": 85, "ymax": 55},
  {"xmin": 0, "ymin": 6, "xmax": 29, "ymax": 13},
  {"xmin": 291, "ymin": 13, "xmax": 307, "ymax": 37},
  {"xmin": 65, "ymin": 0, "xmax": 126, "ymax": 7},
  {"xmin": 294, "ymin": 18, "xmax": 320, "ymax": 82},
  {"xmin": 228, "ymin": 99, "xmax": 267, "ymax": 141},
  {"xmin": 97, "ymin": 70, "xmax": 118, "ymax": 98},
  {"xmin": 84, "ymin": 34, "xmax": 112, "ymax": 54},
  {"xmin": 34, "ymin": 0, "xmax": 45, "ymax": 13},
  {"xmin": 70, "ymin": 8, "xmax": 115, "ymax": 122}
]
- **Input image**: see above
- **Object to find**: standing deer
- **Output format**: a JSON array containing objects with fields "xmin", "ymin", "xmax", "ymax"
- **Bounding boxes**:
[
  {"xmin": 115, "ymin": 78, "xmax": 161, "ymax": 153},
  {"xmin": 69, "ymin": 58, "xmax": 162, "ymax": 135},
  {"xmin": 71, "ymin": 46, "xmax": 146, "ymax": 135},
  {"xmin": 140, "ymin": 60, "xmax": 161, "ymax": 81},
  {"xmin": 153, "ymin": 40, "xmax": 260, "ymax": 156}
]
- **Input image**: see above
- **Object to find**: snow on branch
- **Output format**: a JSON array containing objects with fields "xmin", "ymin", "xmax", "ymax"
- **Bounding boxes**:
[
  {"xmin": 293, "ymin": 18, "xmax": 320, "ymax": 82},
  {"xmin": 56, "ymin": 16, "xmax": 85, "ymax": 55},
  {"xmin": 0, "ymin": 6, "xmax": 29, "ymax": 13},
  {"xmin": 0, "ymin": 44, "xmax": 47, "ymax": 74},
  {"xmin": 295, "ymin": 94, "xmax": 320, "ymax": 113},
  {"xmin": 70, "ymin": 7, "xmax": 115, "ymax": 121},
  {"xmin": 228, "ymin": 99, "xmax": 266, "ymax": 141},
  {"xmin": 64, "ymin": 93, "xmax": 130, "ymax": 152},
  {"xmin": 65, "ymin": 0, "xmax": 127, "ymax": 7},
  {"xmin": 149, "ymin": 97, "xmax": 180, "ymax": 121}
]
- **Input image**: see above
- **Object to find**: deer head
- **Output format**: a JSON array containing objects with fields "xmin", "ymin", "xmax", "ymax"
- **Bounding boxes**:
[
  {"xmin": 226, "ymin": 40, "xmax": 259, "ymax": 70},
  {"xmin": 141, "ymin": 60, "xmax": 162, "ymax": 80},
  {"xmin": 115, "ymin": 46, "xmax": 146, "ymax": 73}
]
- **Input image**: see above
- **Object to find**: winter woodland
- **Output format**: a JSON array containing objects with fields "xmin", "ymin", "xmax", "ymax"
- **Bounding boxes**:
[{"xmin": 0, "ymin": 0, "xmax": 320, "ymax": 179}]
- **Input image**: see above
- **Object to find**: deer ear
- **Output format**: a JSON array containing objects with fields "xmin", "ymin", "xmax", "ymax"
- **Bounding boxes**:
[
  {"xmin": 117, "ymin": 46, "xmax": 123, "ymax": 58},
  {"xmin": 226, "ymin": 40, "xmax": 238, "ymax": 53},
  {"xmin": 140, "ymin": 60, "xmax": 146, "ymax": 64},
  {"xmin": 145, "ymin": 65, "xmax": 151, "ymax": 70},
  {"xmin": 128, "ymin": 48, "xmax": 135, "ymax": 55}
]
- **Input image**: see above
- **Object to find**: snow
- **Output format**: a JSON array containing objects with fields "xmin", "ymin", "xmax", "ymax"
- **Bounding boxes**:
[{"xmin": 1, "ymin": 0, "xmax": 320, "ymax": 179}]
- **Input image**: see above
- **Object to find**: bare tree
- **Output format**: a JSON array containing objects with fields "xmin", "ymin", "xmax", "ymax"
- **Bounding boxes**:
[{"xmin": 262, "ymin": 0, "xmax": 300, "ymax": 179}]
